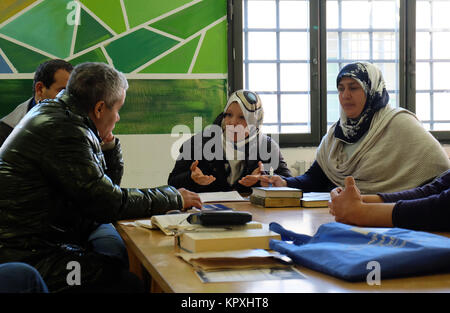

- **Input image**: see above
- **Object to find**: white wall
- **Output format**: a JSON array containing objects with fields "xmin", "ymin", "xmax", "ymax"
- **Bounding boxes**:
[{"xmin": 118, "ymin": 134, "xmax": 450, "ymax": 188}]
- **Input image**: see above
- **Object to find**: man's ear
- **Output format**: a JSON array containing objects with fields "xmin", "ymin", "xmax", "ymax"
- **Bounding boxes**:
[
  {"xmin": 34, "ymin": 81, "xmax": 45, "ymax": 102},
  {"xmin": 93, "ymin": 100, "xmax": 106, "ymax": 119}
]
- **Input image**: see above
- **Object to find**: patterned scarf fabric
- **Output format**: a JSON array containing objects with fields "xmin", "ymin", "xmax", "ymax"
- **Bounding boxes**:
[
  {"xmin": 221, "ymin": 90, "xmax": 264, "ymax": 184},
  {"xmin": 334, "ymin": 62, "xmax": 390, "ymax": 143}
]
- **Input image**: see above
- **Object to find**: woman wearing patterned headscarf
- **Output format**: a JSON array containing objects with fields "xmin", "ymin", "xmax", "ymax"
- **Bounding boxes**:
[
  {"xmin": 168, "ymin": 90, "xmax": 291, "ymax": 193},
  {"xmin": 262, "ymin": 62, "xmax": 449, "ymax": 194}
]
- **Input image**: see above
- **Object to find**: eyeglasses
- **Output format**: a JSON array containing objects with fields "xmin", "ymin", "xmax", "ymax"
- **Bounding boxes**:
[{"xmin": 235, "ymin": 90, "xmax": 262, "ymax": 112}]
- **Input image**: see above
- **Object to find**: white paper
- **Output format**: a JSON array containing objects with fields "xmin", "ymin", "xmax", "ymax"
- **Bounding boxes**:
[
  {"xmin": 195, "ymin": 267, "xmax": 305, "ymax": 283},
  {"xmin": 198, "ymin": 191, "xmax": 248, "ymax": 203}
]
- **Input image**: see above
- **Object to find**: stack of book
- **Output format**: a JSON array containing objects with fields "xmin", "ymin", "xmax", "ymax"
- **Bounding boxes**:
[{"xmin": 250, "ymin": 186, "xmax": 303, "ymax": 208}]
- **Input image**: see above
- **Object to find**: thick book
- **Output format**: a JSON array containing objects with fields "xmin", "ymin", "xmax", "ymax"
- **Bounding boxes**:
[
  {"xmin": 250, "ymin": 195, "xmax": 301, "ymax": 208},
  {"xmin": 175, "ymin": 225, "xmax": 281, "ymax": 253},
  {"xmin": 251, "ymin": 186, "xmax": 302, "ymax": 198},
  {"xmin": 301, "ymin": 192, "xmax": 331, "ymax": 208}
]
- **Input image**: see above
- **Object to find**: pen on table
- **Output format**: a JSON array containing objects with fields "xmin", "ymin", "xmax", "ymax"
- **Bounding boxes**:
[{"xmin": 268, "ymin": 166, "xmax": 274, "ymax": 187}]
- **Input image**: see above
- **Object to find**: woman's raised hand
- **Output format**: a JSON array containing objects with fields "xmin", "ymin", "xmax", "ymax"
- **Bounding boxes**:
[{"xmin": 190, "ymin": 160, "xmax": 216, "ymax": 186}]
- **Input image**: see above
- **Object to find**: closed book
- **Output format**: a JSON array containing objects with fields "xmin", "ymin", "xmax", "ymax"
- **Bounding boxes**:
[
  {"xmin": 176, "ymin": 225, "xmax": 281, "ymax": 253},
  {"xmin": 251, "ymin": 186, "xmax": 302, "ymax": 198},
  {"xmin": 250, "ymin": 195, "xmax": 301, "ymax": 208},
  {"xmin": 301, "ymin": 192, "xmax": 331, "ymax": 208}
]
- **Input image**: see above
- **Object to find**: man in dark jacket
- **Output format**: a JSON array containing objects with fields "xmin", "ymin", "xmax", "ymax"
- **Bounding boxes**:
[
  {"xmin": 0, "ymin": 59, "xmax": 130, "ymax": 286},
  {"xmin": 0, "ymin": 62, "xmax": 201, "ymax": 292}
]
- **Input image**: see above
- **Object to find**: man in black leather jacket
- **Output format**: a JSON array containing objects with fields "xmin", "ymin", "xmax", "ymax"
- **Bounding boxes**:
[{"xmin": 0, "ymin": 62, "xmax": 201, "ymax": 292}]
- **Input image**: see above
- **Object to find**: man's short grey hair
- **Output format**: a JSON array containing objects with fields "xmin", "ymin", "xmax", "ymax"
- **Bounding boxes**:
[{"xmin": 66, "ymin": 62, "xmax": 128, "ymax": 112}]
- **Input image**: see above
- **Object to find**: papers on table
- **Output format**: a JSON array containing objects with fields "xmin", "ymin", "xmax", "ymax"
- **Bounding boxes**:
[
  {"xmin": 198, "ymin": 191, "xmax": 248, "ymax": 203},
  {"xmin": 195, "ymin": 267, "xmax": 305, "ymax": 283}
]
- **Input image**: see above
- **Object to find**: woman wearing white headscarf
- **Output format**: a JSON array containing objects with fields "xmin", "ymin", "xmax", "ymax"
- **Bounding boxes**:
[
  {"xmin": 168, "ymin": 90, "xmax": 291, "ymax": 193},
  {"xmin": 262, "ymin": 62, "xmax": 449, "ymax": 194}
]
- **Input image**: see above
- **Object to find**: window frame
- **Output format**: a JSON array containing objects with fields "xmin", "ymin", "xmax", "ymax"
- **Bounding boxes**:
[{"xmin": 229, "ymin": 0, "xmax": 450, "ymax": 147}]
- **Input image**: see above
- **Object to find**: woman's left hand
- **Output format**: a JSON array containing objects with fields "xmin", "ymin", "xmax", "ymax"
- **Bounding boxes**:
[{"xmin": 238, "ymin": 161, "xmax": 264, "ymax": 187}]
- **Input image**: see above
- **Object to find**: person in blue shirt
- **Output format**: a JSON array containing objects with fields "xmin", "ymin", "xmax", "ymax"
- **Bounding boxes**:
[{"xmin": 328, "ymin": 170, "xmax": 450, "ymax": 231}]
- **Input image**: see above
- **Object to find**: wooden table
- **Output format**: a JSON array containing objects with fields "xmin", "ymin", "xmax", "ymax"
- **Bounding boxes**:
[{"xmin": 115, "ymin": 202, "xmax": 450, "ymax": 293}]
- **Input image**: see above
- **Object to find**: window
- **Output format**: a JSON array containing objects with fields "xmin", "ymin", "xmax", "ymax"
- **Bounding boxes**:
[
  {"xmin": 415, "ymin": 0, "xmax": 450, "ymax": 132},
  {"xmin": 230, "ymin": 0, "xmax": 450, "ymax": 146},
  {"xmin": 326, "ymin": 0, "xmax": 400, "ymax": 129},
  {"xmin": 243, "ymin": 0, "xmax": 312, "ymax": 136}
]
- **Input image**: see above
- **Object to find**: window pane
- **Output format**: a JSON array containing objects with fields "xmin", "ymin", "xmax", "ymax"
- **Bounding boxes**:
[
  {"xmin": 280, "ymin": 32, "xmax": 309, "ymax": 60},
  {"xmin": 416, "ymin": 0, "xmax": 450, "ymax": 131},
  {"xmin": 327, "ymin": 32, "xmax": 339, "ymax": 59},
  {"xmin": 327, "ymin": 1, "xmax": 339, "ymax": 29},
  {"xmin": 327, "ymin": 63, "xmax": 340, "ymax": 91},
  {"xmin": 280, "ymin": 94, "xmax": 309, "ymax": 123},
  {"xmin": 434, "ymin": 92, "xmax": 450, "ymax": 122},
  {"xmin": 416, "ymin": 32, "xmax": 430, "ymax": 59},
  {"xmin": 247, "ymin": 1, "xmax": 276, "ymax": 28},
  {"xmin": 279, "ymin": 0, "xmax": 309, "ymax": 29},
  {"xmin": 372, "ymin": 2, "xmax": 397, "ymax": 29},
  {"xmin": 327, "ymin": 94, "xmax": 340, "ymax": 123},
  {"xmin": 341, "ymin": 32, "xmax": 370, "ymax": 59},
  {"xmin": 433, "ymin": 62, "xmax": 450, "ymax": 90},
  {"xmin": 416, "ymin": 62, "xmax": 430, "ymax": 90},
  {"xmin": 341, "ymin": 1, "xmax": 370, "ymax": 29},
  {"xmin": 373, "ymin": 33, "xmax": 396, "ymax": 60},
  {"xmin": 416, "ymin": 1, "xmax": 431, "ymax": 29},
  {"xmin": 377, "ymin": 63, "xmax": 397, "ymax": 91},
  {"xmin": 259, "ymin": 94, "xmax": 278, "ymax": 123},
  {"xmin": 280, "ymin": 63, "xmax": 309, "ymax": 92},
  {"xmin": 416, "ymin": 92, "xmax": 431, "ymax": 121},
  {"xmin": 432, "ymin": 32, "xmax": 450, "ymax": 60},
  {"xmin": 248, "ymin": 63, "xmax": 277, "ymax": 91},
  {"xmin": 432, "ymin": 1, "xmax": 450, "ymax": 29},
  {"xmin": 248, "ymin": 32, "xmax": 277, "ymax": 60}
]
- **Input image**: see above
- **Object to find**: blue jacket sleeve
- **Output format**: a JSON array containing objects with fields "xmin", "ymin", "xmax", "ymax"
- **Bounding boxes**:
[
  {"xmin": 284, "ymin": 160, "xmax": 337, "ymax": 192},
  {"xmin": 380, "ymin": 170, "xmax": 450, "ymax": 231},
  {"xmin": 391, "ymin": 189, "xmax": 450, "ymax": 231}
]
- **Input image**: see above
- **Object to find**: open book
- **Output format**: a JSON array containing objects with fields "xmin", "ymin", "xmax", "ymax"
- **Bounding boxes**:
[{"xmin": 136, "ymin": 213, "xmax": 262, "ymax": 236}]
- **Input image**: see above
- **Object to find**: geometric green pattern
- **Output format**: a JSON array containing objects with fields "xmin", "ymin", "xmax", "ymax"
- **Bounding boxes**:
[
  {"xmin": 0, "ymin": 0, "xmax": 227, "ymax": 74},
  {"xmin": 139, "ymin": 35, "xmax": 201, "ymax": 73},
  {"xmin": 149, "ymin": 0, "xmax": 227, "ymax": 39},
  {"xmin": 0, "ymin": 0, "xmax": 74, "ymax": 58},
  {"xmin": 123, "ymin": 0, "xmax": 193, "ymax": 29},
  {"xmin": 193, "ymin": 20, "xmax": 227, "ymax": 73},
  {"xmin": 0, "ymin": 0, "xmax": 228, "ymax": 134},
  {"xmin": 105, "ymin": 28, "xmax": 179, "ymax": 73},
  {"xmin": 74, "ymin": 9, "xmax": 113, "ymax": 54},
  {"xmin": 80, "ymin": 0, "xmax": 126, "ymax": 34},
  {"xmin": 69, "ymin": 48, "xmax": 108, "ymax": 67},
  {"xmin": 0, "ymin": 37, "xmax": 50, "ymax": 72}
]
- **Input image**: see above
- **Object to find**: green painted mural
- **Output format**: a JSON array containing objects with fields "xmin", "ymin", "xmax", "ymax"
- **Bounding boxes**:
[{"xmin": 0, "ymin": 0, "xmax": 228, "ymax": 134}]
